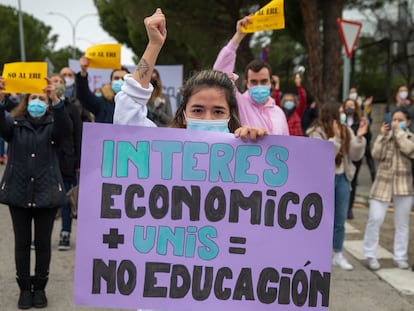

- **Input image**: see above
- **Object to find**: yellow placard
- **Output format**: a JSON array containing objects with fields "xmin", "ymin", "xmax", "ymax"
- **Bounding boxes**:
[
  {"xmin": 85, "ymin": 43, "xmax": 122, "ymax": 69},
  {"xmin": 242, "ymin": 0, "xmax": 285, "ymax": 33},
  {"xmin": 3, "ymin": 62, "xmax": 48, "ymax": 94}
]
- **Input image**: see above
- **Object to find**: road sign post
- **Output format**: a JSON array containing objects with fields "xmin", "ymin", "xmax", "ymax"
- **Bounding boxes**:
[{"xmin": 337, "ymin": 18, "xmax": 362, "ymax": 101}]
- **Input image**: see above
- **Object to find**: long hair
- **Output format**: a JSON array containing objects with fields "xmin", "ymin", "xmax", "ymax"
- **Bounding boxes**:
[
  {"xmin": 342, "ymin": 98, "xmax": 362, "ymax": 120},
  {"xmin": 170, "ymin": 70, "xmax": 241, "ymax": 132},
  {"xmin": 150, "ymin": 68, "xmax": 163, "ymax": 100},
  {"xmin": 311, "ymin": 102, "xmax": 350, "ymax": 167}
]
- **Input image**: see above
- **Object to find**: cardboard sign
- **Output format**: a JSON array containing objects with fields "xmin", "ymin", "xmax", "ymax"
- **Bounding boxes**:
[
  {"xmin": 242, "ymin": 0, "xmax": 285, "ymax": 33},
  {"xmin": 85, "ymin": 43, "xmax": 122, "ymax": 69},
  {"xmin": 74, "ymin": 123, "xmax": 335, "ymax": 311},
  {"xmin": 2, "ymin": 62, "xmax": 47, "ymax": 94}
]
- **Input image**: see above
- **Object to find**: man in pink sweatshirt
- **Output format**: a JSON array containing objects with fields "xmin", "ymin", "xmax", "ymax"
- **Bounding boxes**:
[{"xmin": 213, "ymin": 15, "xmax": 289, "ymax": 135}]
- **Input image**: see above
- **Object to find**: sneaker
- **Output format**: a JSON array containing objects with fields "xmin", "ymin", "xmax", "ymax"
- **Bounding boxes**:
[
  {"xmin": 332, "ymin": 252, "xmax": 354, "ymax": 270},
  {"xmin": 58, "ymin": 231, "xmax": 71, "ymax": 251},
  {"xmin": 394, "ymin": 260, "xmax": 409, "ymax": 270},
  {"xmin": 367, "ymin": 257, "xmax": 380, "ymax": 270}
]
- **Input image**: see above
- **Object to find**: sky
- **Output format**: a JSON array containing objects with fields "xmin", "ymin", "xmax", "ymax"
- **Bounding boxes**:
[{"xmin": 2, "ymin": 0, "xmax": 136, "ymax": 65}]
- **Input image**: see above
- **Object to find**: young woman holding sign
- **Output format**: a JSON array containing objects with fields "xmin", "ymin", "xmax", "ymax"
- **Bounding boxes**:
[
  {"xmin": 113, "ymin": 8, "xmax": 267, "ymax": 141},
  {"xmin": 0, "ymin": 77, "xmax": 71, "ymax": 309}
]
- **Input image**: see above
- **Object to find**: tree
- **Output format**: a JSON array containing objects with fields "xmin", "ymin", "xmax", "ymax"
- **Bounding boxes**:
[
  {"xmin": 0, "ymin": 5, "xmax": 58, "ymax": 72},
  {"xmin": 47, "ymin": 46, "xmax": 84, "ymax": 72},
  {"xmin": 298, "ymin": 0, "xmax": 344, "ymax": 105}
]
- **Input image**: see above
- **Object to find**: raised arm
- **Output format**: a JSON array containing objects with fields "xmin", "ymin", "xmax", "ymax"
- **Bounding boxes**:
[
  {"xmin": 213, "ymin": 15, "xmax": 252, "ymax": 75},
  {"xmin": 113, "ymin": 8, "xmax": 167, "ymax": 126},
  {"xmin": 133, "ymin": 8, "xmax": 167, "ymax": 88}
]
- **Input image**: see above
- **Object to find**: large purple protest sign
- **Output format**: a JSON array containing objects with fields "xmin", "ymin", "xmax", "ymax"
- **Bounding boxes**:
[{"xmin": 74, "ymin": 123, "xmax": 334, "ymax": 311}]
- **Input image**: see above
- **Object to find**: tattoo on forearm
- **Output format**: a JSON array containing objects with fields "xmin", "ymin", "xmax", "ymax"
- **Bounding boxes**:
[{"xmin": 135, "ymin": 58, "xmax": 150, "ymax": 79}]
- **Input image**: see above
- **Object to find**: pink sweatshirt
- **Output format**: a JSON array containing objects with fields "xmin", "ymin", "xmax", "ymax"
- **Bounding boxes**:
[{"xmin": 213, "ymin": 41, "xmax": 289, "ymax": 135}]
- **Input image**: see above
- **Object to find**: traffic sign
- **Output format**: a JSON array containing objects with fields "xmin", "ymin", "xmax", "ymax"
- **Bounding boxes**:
[{"xmin": 337, "ymin": 18, "xmax": 362, "ymax": 58}]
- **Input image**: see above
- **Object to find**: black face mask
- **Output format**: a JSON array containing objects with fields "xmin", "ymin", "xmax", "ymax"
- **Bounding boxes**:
[
  {"xmin": 150, "ymin": 78, "xmax": 158, "ymax": 88},
  {"xmin": 345, "ymin": 108, "xmax": 355, "ymax": 115}
]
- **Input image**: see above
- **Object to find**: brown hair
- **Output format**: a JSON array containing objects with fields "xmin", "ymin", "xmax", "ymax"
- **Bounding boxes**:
[
  {"xmin": 311, "ymin": 102, "xmax": 350, "ymax": 167},
  {"xmin": 170, "ymin": 70, "xmax": 241, "ymax": 132},
  {"xmin": 342, "ymin": 98, "xmax": 362, "ymax": 119},
  {"xmin": 150, "ymin": 68, "xmax": 163, "ymax": 100},
  {"xmin": 244, "ymin": 59, "xmax": 272, "ymax": 81},
  {"xmin": 10, "ymin": 93, "xmax": 51, "ymax": 117}
]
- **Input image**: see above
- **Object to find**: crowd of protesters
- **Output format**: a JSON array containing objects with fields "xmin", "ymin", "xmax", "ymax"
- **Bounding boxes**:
[{"xmin": 1, "ymin": 7, "xmax": 414, "ymax": 311}]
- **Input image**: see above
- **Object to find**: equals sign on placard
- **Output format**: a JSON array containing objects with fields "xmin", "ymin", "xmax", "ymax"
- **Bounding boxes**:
[{"xmin": 229, "ymin": 236, "xmax": 247, "ymax": 254}]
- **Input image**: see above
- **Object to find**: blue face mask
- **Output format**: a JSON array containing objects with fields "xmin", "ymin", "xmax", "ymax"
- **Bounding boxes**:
[
  {"xmin": 95, "ymin": 93, "xmax": 102, "ymax": 97},
  {"xmin": 284, "ymin": 101, "xmax": 295, "ymax": 110},
  {"xmin": 112, "ymin": 80, "xmax": 124, "ymax": 93},
  {"xmin": 249, "ymin": 85, "xmax": 270, "ymax": 104},
  {"xmin": 400, "ymin": 121, "xmax": 407, "ymax": 130},
  {"xmin": 186, "ymin": 117, "xmax": 230, "ymax": 133},
  {"xmin": 27, "ymin": 99, "xmax": 47, "ymax": 118}
]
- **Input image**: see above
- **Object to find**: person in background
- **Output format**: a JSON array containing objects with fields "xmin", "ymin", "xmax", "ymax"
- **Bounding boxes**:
[
  {"xmin": 93, "ymin": 88, "xmax": 102, "ymax": 97},
  {"xmin": 342, "ymin": 98, "xmax": 372, "ymax": 219},
  {"xmin": 60, "ymin": 67, "xmax": 76, "ymax": 100},
  {"xmin": 301, "ymin": 92, "xmax": 318, "ymax": 135},
  {"xmin": 60, "ymin": 67, "xmax": 94, "ymax": 123},
  {"xmin": 349, "ymin": 87, "xmax": 373, "ymax": 121},
  {"xmin": 307, "ymin": 102, "xmax": 367, "ymax": 271},
  {"xmin": 386, "ymin": 85, "xmax": 414, "ymax": 131},
  {"xmin": 363, "ymin": 107, "xmax": 414, "ymax": 271},
  {"xmin": 0, "ymin": 94, "xmax": 21, "ymax": 164},
  {"xmin": 349, "ymin": 87, "xmax": 376, "ymax": 183},
  {"xmin": 76, "ymin": 60, "xmax": 129, "ymax": 123},
  {"xmin": 146, "ymin": 68, "xmax": 173, "ymax": 127},
  {"xmin": 274, "ymin": 74, "xmax": 307, "ymax": 136},
  {"xmin": 213, "ymin": 15, "xmax": 288, "ymax": 135},
  {"xmin": 50, "ymin": 73, "xmax": 82, "ymax": 251},
  {"xmin": 0, "ymin": 76, "xmax": 71, "ymax": 309}
]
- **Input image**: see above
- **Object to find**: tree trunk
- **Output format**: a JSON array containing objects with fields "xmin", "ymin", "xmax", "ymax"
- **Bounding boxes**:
[
  {"xmin": 321, "ymin": 0, "xmax": 344, "ymax": 103},
  {"xmin": 299, "ymin": 0, "xmax": 323, "ymax": 105},
  {"xmin": 300, "ymin": 0, "xmax": 344, "ymax": 105}
]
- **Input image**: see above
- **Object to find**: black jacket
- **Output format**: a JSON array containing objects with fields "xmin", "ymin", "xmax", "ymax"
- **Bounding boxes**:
[
  {"xmin": 56, "ymin": 97, "xmax": 82, "ymax": 179},
  {"xmin": 76, "ymin": 73, "xmax": 114, "ymax": 123},
  {"xmin": 0, "ymin": 102, "xmax": 72, "ymax": 208}
]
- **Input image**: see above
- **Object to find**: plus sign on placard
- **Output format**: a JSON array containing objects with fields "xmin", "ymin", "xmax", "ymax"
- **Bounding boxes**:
[{"xmin": 337, "ymin": 18, "xmax": 362, "ymax": 58}]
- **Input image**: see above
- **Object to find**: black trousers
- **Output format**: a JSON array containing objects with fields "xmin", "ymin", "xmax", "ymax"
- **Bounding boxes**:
[{"xmin": 9, "ymin": 206, "xmax": 57, "ymax": 279}]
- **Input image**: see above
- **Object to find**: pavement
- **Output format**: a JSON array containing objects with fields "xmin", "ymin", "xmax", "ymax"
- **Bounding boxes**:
[{"xmin": 0, "ymin": 103, "xmax": 414, "ymax": 310}]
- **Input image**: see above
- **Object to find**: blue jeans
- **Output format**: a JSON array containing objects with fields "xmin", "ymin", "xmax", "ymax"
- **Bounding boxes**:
[
  {"xmin": 0, "ymin": 138, "xmax": 5, "ymax": 157},
  {"xmin": 333, "ymin": 173, "xmax": 350, "ymax": 252},
  {"xmin": 61, "ymin": 179, "xmax": 75, "ymax": 233}
]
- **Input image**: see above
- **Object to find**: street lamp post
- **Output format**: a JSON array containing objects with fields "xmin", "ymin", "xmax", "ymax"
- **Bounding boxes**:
[
  {"xmin": 48, "ymin": 12, "xmax": 97, "ymax": 59},
  {"xmin": 17, "ymin": 0, "xmax": 26, "ymax": 61}
]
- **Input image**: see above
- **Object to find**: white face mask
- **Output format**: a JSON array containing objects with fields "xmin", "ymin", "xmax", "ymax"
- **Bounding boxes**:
[
  {"xmin": 349, "ymin": 92, "xmax": 357, "ymax": 100},
  {"xmin": 64, "ymin": 77, "xmax": 75, "ymax": 88},
  {"xmin": 185, "ymin": 116, "xmax": 230, "ymax": 133},
  {"xmin": 399, "ymin": 91, "xmax": 408, "ymax": 100}
]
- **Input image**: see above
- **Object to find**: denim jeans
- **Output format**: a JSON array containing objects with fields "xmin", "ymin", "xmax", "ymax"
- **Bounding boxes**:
[
  {"xmin": 333, "ymin": 173, "xmax": 350, "ymax": 252},
  {"xmin": 0, "ymin": 138, "xmax": 5, "ymax": 157},
  {"xmin": 61, "ymin": 179, "xmax": 75, "ymax": 233}
]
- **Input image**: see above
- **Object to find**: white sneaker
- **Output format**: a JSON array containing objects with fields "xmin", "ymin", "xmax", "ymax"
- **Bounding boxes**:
[
  {"xmin": 333, "ymin": 252, "xmax": 354, "ymax": 270},
  {"xmin": 367, "ymin": 257, "xmax": 380, "ymax": 270},
  {"xmin": 394, "ymin": 260, "xmax": 409, "ymax": 270}
]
